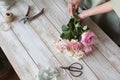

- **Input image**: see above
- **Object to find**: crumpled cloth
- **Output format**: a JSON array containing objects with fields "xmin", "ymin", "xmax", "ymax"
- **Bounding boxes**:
[{"xmin": 36, "ymin": 68, "xmax": 58, "ymax": 80}]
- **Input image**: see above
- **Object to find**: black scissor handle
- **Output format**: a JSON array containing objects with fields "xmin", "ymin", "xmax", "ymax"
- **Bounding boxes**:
[
  {"xmin": 60, "ymin": 62, "xmax": 83, "ymax": 77},
  {"xmin": 70, "ymin": 70, "xmax": 83, "ymax": 77},
  {"xmin": 25, "ymin": 6, "xmax": 31, "ymax": 16},
  {"xmin": 70, "ymin": 62, "xmax": 83, "ymax": 70}
]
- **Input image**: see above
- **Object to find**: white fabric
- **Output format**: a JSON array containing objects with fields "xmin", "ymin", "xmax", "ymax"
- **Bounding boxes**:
[{"xmin": 36, "ymin": 68, "xmax": 58, "ymax": 80}]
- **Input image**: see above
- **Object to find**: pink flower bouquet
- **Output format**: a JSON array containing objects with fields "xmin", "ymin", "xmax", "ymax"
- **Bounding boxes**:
[
  {"xmin": 55, "ymin": 31, "xmax": 96, "ymax": 59},
  {"xmin": 55, "ymin": 15, "xmax": 96, "ymax": 59}
]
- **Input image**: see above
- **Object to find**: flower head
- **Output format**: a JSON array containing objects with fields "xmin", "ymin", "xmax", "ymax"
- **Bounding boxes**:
[
  {"xmin": 67, "ymin": 39, "xmax": 83, "ymax": 52},
  {"xmin": 83, "ymin": 45, "xmax": 94, "ymax": 55},
  {"xmin": 73, "ymin": 51, "xmax": 85, "ymax": 59},
  {"xmin": 81, "ymin": 31, "xmax": 96, "ymax": 46},
  {"xmin": 55, "ymin": 39, "xmax": 69, "ymax": 52}
]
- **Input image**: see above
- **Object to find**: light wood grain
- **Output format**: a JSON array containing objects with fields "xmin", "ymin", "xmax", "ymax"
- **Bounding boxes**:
[
  {"xmin": 32, "ymin": 0, "xmax": 120, "ymax": 79},
  {"xmin": 21, "ymin": 0, "xmax": 99, "ymax": 80},
  {"xmin": 0, "ymin": 23, "xmax": 39, "ymax": 80},
  {"xmin": 0, "ymin": 0, "xmax": 120, "ymax": 80},
  {"xmin": 0, "ymin": 1, "xmax": 72, "ymax": 80},
  {"xmin": 84, "ymin": 18, "xmax": 120, "ymax": 72}
]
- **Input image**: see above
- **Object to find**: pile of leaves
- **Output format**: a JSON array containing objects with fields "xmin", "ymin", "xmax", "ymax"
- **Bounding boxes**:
[
  {"xmin": 60, "ymin": 13, "xmax": 89, "ymax": 41},
  {"xmin": 55, "ymin": 11, "xmax": 96, "ymax": 59}
]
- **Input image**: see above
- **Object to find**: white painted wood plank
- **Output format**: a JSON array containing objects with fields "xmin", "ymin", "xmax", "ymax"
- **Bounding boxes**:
[
  {"xmin": 19, "ymin": 0, "xmax": 99, "ymax": 80},
  {"xmin": 0, "ymin": 14, "xmax": 39, "ymax": 80},
  {"xmin": 0, "ymin": 1, "xmax": 73, "ymax": 80},
  {"xmin": 84, "ymin": 18, "xmax": 120, "ymax": 72},
  {"xmin": 0, "ymin": 0, "xmax": 119, "ymax": 80},
  {"xmin": 32, "ymin": 0, "xmax": 69, "ymax": 33},
  {"xmin": 32, "ymin": 0, "xmax": 120, "ymax": 79},
  {"xmin": 60, "ymin": 0, "xmax": 120, "ymax": 73},
  {"xmin": 4, "ymin": 0, "xmax": 97, "ymax": 80}
]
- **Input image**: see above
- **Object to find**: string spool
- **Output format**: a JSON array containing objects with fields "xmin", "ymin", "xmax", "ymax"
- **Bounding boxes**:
[
  {"xmin": 0, "ymin": 12, "xmax": 14, "ymax": 31},
  {"xmin": 4, "ymin": 12, "xmax": 14, "ymax": 22}
]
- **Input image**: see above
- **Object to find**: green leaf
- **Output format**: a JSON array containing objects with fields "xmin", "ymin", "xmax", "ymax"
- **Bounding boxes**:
[
  {"xmin": 63, "ymin": 31, "xmax": 71, "ymax": 40},
  {"xmin": 75, "ymin": 23, "xmax": 80, "ymax": 28},
  {"xmin": 68, "ymin": 17, "xmax": 74, "ymax": 24},
  {"xmin": 82, "ymin": 25, "xmax": 88, "ymax": 31},
  {"xmin": 60, "ymin": 9, "xmax": 90, "ymax": 41},
  {"xmin": 60, "ymin": 33, "xmax": 65, "ymax": 39},
  {"xmin": 62, "ymin": 25, "xmax": 69, "ymax": 31}
]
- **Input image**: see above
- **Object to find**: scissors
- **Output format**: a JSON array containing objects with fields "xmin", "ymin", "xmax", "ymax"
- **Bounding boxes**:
[
  {"xmin": 60, "ymin": 62, "xmax": 83, "ymax": 77},
  {"xmin": 20, "ymin": 6, "xmax": 44, "ymax": 24}
]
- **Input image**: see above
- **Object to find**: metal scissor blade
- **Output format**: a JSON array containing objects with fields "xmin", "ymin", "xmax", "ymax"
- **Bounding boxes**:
[
  {"xmin": 60, "ymin": 66, "xmax": 70, "ymax": 70},
  {"xmin": 20, "ymin": 17, "xmax": 26, "ymax": 22}
]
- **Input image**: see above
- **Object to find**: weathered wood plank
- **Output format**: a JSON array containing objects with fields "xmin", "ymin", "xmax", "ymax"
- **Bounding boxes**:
[
  {"xmin": 32, "ymin": 0, "xmax": 120, "ymax": 79},
  {"xmin": 0, "ymin": 1, "xmax": 73, "ymax": 80},
  {"xmin": 32, "ymin": 0, "xmax": 69, "ymax": 33},
  {"xmin": 84, "ymin": 18, "xmax": 120, "ymax": 73},
  {"xmin": 0, "ymin": 13, "xmax": 39, "ymax": 80},
  {"xmin": 20, "ymin": 0, "xmax": 99, "ymax": 80},
  {"xmin": 7, "ymin": 0, "xmax": 100, "ymax": 80},
  {"xmin": 61, "ymin": 0, "xmax": 120, "ymax": 73},
  {"xmin": 0, "ymin": 0, "xmax": 120, "ymax": 80}
]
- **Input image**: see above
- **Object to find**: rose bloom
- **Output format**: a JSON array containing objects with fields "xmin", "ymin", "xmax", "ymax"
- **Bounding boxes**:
[
  {"xmin": 55, "ymin": 39, "xmax": 69, "ymax": 52},
  {"xmin": 83, "ymin": 45, "xmax": 94, "ymax": 55},
  {"xmin": 73, "ymin": 51, "xmax": 85, "ymax": 59},
  {"xmin": 67, "ymin": 39, "xmax": 83, "ymax": 52},
  {"xmin": 81, "ymin": 31, "xmax": 96, "ymax": 46}
]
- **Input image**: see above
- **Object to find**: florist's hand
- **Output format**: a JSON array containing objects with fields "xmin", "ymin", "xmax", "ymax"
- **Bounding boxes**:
[
  {"xmin": 78, "ymin": 10, "xmax": 89, "ymax": 21},
  {"xmin": 68, "ymin": 0, "xmax": 81, "ymax": 16}
]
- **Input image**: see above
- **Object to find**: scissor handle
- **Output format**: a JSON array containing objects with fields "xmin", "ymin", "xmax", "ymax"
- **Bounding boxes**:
[
  {"xmin": 70, "ymin": 62, "xmax": 83, "ymax": 70},
  {"xmin": 25, "ymin": 6, "xmax": 31, "ymax": 16},
  {"xmin": 69, "ymin": 66, "xmax": 82, "ymax": 72},
  {"xmin": 29, "ymin": 8, "xmax": 44, "ymax": 21},
  {"xmin": 70, "ymin": 70, "xmax": 83, "ymax": 77},
  {"xmin": 69, "ymin": 63, "xmax": 83, "ymax": 77},
  {"xmin": 60, "ymin": 62, "xmax": 83, "ymax": 71},
  {"xmin": 60, "ymin": 62, "xmax": 83, "ymax": 77}
]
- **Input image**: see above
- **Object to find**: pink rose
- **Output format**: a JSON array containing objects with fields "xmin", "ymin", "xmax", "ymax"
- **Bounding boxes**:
[
  {"xmin": 83, "ymin": 45, "xmax": 94, "ymax": 55},
  {"xmin": 55, "ymin": 39, "xmax": 69, "ymax": 52},
  {"xmin": 67, "ymin": 39, "xmax": 83, "ymax": 52},
  {"xmin": 81, "ymin": 31, "xmax": 96, "ymax": 46}
]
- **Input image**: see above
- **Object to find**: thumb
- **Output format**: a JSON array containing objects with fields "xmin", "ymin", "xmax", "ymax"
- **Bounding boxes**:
[
  {"xmin": 78, "ymin": 14, "xmax": 84, "ymax": 19},
  {"xmin": 75, "ymin": 4, "xmax": 78, "ymax": 11}
]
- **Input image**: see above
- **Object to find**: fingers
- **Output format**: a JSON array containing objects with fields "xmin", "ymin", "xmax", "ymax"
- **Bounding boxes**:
[
  {"xmin": 78, "ymin": 10, "xmax": 89, "ymax": 22},
  {"xmin": 78, "ymin": 13, "xmax": 85, "ymax": 22},
  {"xmin": 68, "ymin": 3, "xmax": 74, "ymax": 16},
  {"xmin": 78, "ymin": 14, "xmax": 84, "ymax": 19},
  {"xmin": 75, "ymin": 4, "xmax": 78, "ymax": 11}
]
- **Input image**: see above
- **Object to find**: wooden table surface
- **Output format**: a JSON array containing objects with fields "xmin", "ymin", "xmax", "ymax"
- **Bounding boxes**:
[{"xmin": 0, "ymin": 0, "xmax": 120, "ymax": 80}]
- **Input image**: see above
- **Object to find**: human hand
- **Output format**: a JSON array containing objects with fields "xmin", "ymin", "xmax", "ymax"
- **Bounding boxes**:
[
  {"xmin": 78, "ymin": 10, "xmax": 88, "ymax": 21},
  {"xmin": 68, "ymin": 0, "xmax": 81, "ymax": 16}
]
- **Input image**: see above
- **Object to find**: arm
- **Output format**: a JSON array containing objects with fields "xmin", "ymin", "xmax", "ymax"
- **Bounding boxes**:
[{"xmin": 78, "ymin": 1, "xmax": 113, "ymax": 19}]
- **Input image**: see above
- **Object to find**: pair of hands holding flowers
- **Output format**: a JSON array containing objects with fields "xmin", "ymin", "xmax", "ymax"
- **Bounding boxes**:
[
  {"xmin": 67, "ymin": 0, "xmax": 113, "ymax": 20},
  {"xmin": 67, "ymin": 0, "xmax": 87, "ymax": 20},
  {"xmin": 55, "ymin": 0, "xmax": 97, "ymax": 59}
]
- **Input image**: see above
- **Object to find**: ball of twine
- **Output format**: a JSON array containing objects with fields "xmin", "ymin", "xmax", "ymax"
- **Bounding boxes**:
[
  {"xmin": 0, "ymin": 12, "xmax": 14, "ymax": 31},
  {"xmin": 4, "ymin": 12, "xmax": 14, "ymax": 22}
]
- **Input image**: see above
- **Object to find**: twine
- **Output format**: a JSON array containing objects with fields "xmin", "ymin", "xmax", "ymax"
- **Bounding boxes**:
[
  {"xmin": 0, "ymin": 12, "xmax": 14, "ymax": 31},
  {"xmin": 4, "ymin": 12, "xmax": 14, "ymax": 22}
]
